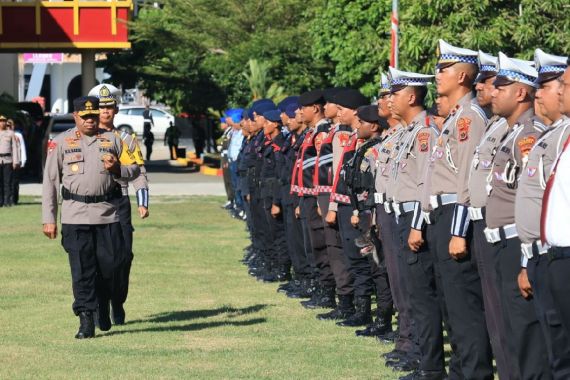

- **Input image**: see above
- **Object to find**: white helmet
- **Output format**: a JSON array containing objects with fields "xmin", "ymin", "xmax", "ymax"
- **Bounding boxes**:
[{"xmin": 88, "ymin": 84, "xmax": 121, "ymax": 107}]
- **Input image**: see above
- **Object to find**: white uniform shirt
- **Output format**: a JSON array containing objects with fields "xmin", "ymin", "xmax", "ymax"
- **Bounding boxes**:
[{"xmin": 544, "ymin": 142, "xmax": 570, "ymax": 247}]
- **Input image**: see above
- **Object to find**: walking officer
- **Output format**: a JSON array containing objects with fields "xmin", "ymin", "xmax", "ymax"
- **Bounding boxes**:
[
  {"xmin": 42, "ymin": 96, "xmax": 140, "ymax": 339},
  {"xmin": 88, "ymin": 84, "xmax": 149, "ymax": 327},
  {"xmin": 485, "ymin": 52, "xmax": 551, "ymax": 378},
  {"xmin": 422, "ymin": 40, "xmax": 493, "ymax": 379},
  {"xmin": 0, "ymin": 114, "xmax": 21, "ymax": 207},
  {"xmin": 515, "ymin": 49, "xmax": 570, "ymax": 378}
]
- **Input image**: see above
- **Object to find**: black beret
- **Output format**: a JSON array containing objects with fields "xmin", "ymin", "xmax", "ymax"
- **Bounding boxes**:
[
  {"xmin": 299, "ymin": 89, "xmax": 325, "ymax": 106},
  {"xmin": 334, "ymin": 89, "xmax": 369, "ymax": 110},
  {"xmin": 263, "ymin": 110, "xmax": 282, "ymax": 123},
  {"xmin": 277, "ymin": 96, "xmax": 299, "ymax": 112},
  {"xmin": 357, "ymin": 105, "xmax": 381, "ymax": 123},
  {"xmin": 323, "ymin": 87, "xmax": 350, "ymax": 103}
]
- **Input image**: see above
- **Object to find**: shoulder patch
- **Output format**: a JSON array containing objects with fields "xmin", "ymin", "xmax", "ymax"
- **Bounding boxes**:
[
  {"xmin": 517, "ymin": 136, "xmax": 537, "ymax": 157},
  {"xmin": 47, "ymin": 139, "xmax": 57, "ymax": 154},
  {"xmin": 417, "ymin": 131, "xmax": 430, "ymax": 152},
  {"xmin": 457, "ymin": 118, "xmax": 471, "ymax": 142}
]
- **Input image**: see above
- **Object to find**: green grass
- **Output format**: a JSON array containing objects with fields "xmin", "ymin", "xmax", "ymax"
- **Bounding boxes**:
[{"xmin": 0, "ymin": 196, "xmax": 397, "ymax": 379}]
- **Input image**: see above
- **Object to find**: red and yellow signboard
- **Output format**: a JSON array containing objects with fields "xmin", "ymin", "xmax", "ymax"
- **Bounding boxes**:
[{"xmin": 0, "ymin": 0, "xmax": 131, "ymax": 50}]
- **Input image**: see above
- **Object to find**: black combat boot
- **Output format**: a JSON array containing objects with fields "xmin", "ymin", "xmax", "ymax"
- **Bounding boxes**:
[
  {"xmin": 316, "ymin": 294, "xmax": 355, "ymax": 321},
  {"xmin": 302, "ymin": 286, "xmax": 336, "ymax": 309},
  {"xmin": 288, "ymin": 278, "xmax": 314, "ymax": 299},
  {"xmin": 355, "ymin": 308, "xmax": 393, "ymax": 338},
  {"xmin": 276, "ymin": 265, "xmax": 291, "ymax": 282},
  {"xmin": 95, "ymin": 300, "xmax": 112, "ymax": 331},
  {"xmin": 336, "ymin": 295, "xmax": 372, "ymax": 327},
  {"xmin": 111, "ymin": 301, "xmax": 126, "ymax": 325},
  {"xmin": 75, "ymin": 311, "xmax": 95, "ymax": 339}
]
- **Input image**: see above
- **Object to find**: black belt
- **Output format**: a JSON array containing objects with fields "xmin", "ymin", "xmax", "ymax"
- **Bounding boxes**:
[
  {"xmin": 547, "ymin": 246, "xmax": 570, "ymax": 261},
  {"xmin": 61, "ymin": 187, "xmax": 121, "ymax": 204},
  {"xmin": 0, "ymin": 153, "xmax": 11, "ymax": 157}
]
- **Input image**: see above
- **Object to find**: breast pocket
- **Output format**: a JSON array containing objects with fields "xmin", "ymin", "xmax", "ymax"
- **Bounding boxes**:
[{"xmin": 63, "ymin": 153, "xmax": 85, "ymax": 175}]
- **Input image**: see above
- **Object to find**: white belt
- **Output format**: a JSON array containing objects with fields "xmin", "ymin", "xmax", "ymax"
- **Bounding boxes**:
[
  {"xmin": 468, "ymin": 207, "xmax": 484, "ymax": 221},
  {"xmin": 521, "ymin": 241, "xmax": 550, "ymax": 260},
  {"xmin": 374, "ymin": 192, "xmax": 386, "ymax": 204},
  {"xmin": 384, "ymin": 201, "xmax": 393, "ymax": 214},
  {"xmin": 394, "ymin": 201, "xmax": 415, "ymax": 217},
  {"xmin": 429, "ymin": 193, "xmax": 458, "ymax": 210},
  {"xmin": 484, "ymin": 223, "xmax": 518, "ymax": 244},
  {"xmin": 121, "ymin": 187, "xmax": 129, "ymax": 196},
  {"xmin": 423, "ymin": 211, "xmax": 432, "ymax": 225}
]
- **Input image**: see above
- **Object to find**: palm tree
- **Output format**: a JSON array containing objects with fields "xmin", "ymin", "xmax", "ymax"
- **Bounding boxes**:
[{"xmin": 243, "ymin": 59, "xmax": 286, "ymax": 104}]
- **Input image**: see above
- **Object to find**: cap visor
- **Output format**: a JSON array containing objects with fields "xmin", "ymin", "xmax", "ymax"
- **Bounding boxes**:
[{"xmin": 77, "ymin": 110, "xmax": 100, "ymax": 116}]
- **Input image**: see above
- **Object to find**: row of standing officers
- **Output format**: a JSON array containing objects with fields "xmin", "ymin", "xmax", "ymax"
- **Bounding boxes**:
[{"xmin": 230, "ymin": 39, "xmax": 570, "ymax": 380}]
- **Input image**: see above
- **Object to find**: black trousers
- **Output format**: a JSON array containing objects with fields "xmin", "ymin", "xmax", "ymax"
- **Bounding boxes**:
[
  {"xmin": 528, "ymin": 254, "xmax": 570, "ymax": 379},
  {"xmin": 369, "ymin": 233, "xmax": 393, "ymax": 313},
  {"xmin": 472, "ymin": 218, "xmax": 520, "ymax": 380},
  {"xmin": 377, "ymin": 205, "xmax": 414, "ymax": 354},
  {"xmin": 300, "ymin": 196, "xmax": 334, "ymax": 288},
  {"xmin": 264, "ymin": 197, "xmax": 288, "ymax": 270},
  {"xmin": 61, "ymin": 223, "xmax": 126, "ymax": 315},
  {"xmin": 283, "ymin": 203, "xmax": 312, "ymax": 278},
  {"xmin": 318, "ymin": 196, "xmax": 354, "ymax": 296},
  {"xmin": 298, "ymin": 200, "xmax": 316, "ymax": 278},
  {"xmin": 12, "ymin": 167, "xmax": 20, "ymax": 204},
  {"xmin": 251, "ymin": 192, "xmax": 272, "ymax": 265},
  {"xmin": 397, "ymin": 211, "xmax": 444, "ymax": 372},
  {"xmin": 114, "ymin": 196, "xmax": 134, "ymax": 306},
  {"xmin": 0, "ymin": 163, "xmax": 14, "ymax": 206},
  {"xmin": 492, "ymin": 236, "xmax": 551, "ymax": 379},
  {"xmin": 427, "ymin": 204, "xmax": 493, "ymax": 380}
]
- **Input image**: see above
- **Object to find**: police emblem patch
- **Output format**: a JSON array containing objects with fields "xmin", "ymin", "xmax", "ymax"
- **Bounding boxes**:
[
  {"xmin": 527, "ymin": 167, "xmax": 537, "ymax": 177},
  {"xmin": 517, "ymin": 136, "xmax": 537, "ymax": 157},
  {"xmin": 457, "ymin": 118, "xmax": 471, "ymax": 142},
  {"xmin": 417, "ymin": 132, "xmax": 430, "ymax": 152}
]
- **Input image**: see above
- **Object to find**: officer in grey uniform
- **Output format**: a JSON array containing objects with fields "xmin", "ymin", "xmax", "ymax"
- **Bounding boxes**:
[
  {"xmin": 514, "ymin": 49, "xmax": 570, "ymax": 378},
  {"xmin": 42, "ymin": 96, "xmax": 140, "ymax": 339},
  {"xmin": 467, "ymin": 51, "xmax": 516, "ymax": 379},
  {"xmin": 0, "ymin": 114, "xmax": 21, "ymax": 207},
  {"xmin": 423, "ymin": 40, "xmax": 493, "ymax": 379},
  {"xmin": 484, "ymin": 52, "xmax": 551, "ymax": 378},
  {"xmin": 88, "ymin": 84, "xmax": 150, "ymax": 327}
]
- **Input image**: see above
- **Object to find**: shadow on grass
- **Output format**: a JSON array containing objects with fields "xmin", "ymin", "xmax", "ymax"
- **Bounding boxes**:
[
  {"xmin": 102, "ymin": 317, "xmax": 267, "ymax": 337},
  {"xmin": 126, "ymin": 304, "xmax": 271, "ymax": 325}
]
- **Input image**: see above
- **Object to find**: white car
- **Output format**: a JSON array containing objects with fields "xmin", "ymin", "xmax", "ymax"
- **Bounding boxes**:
[{"xmin": 114, "ymin": 106, "xmax": 175, "ymax": 139}]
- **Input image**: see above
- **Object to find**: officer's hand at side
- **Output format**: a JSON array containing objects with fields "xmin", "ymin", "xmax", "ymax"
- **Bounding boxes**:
[
  {"xmin": 408, "ymin": 228, "xmax": 424, "ymax": 252},
  {"xmin": 350, "ymin": 215, "xmax": 359, "ymax": 227},
  {"xmin": 138, "ymin": 206, "xmax": 149, "ymax": 219},
  {"xmin": 518, "ymin": 269, "xmax": 533, "ymax": 299},
  {"xmin": 103, "ymin": 154, "xmax": 120, "ymax": 175},
  {"xmin": 271, "ymin": 204, "xmax": 281, "ymax": 218},
  {"xmin": 325, "ymin": 210, "xmax": 336, "ymax": 225},
  {"xmin": 294, "ymin": 206, "xmax": 300, "ymax": 219},
  {"xmin": 13, "ymin": 163, "xmax": 20, "ymax": 170},
  {"xmin": 246, "ymin": 194, "xmax": 251, "ymax": 203},
  {"xmin": 43, "ymin": 223, "xmax": 57, "ymax": 239},
  {"xmin": 449, "ymin": 236, "xmax": 468, "ymax": 260}
]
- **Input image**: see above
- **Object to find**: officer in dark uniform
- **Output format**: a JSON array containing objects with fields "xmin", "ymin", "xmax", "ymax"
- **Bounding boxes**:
[{"xmin": 42, "ymin": 96, "xmax": 140, "ymax": 338}]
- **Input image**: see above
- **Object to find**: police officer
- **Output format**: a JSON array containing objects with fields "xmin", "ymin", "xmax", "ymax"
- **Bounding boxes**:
[
  {"xmin": 467, "ymin": 51, "xmax": 516, "ymax": 379},
  {"xmin": 42, "ymin": 96, "xmax": 140, "ymax": 338},
  {"xmin": 422, "ymin": 40, "xmax": 493, "ymax": 379},
  {"xmin": 485, "ymin": 52, "xmax": 551, "ymax": 378},
  {"xmin": 515, "ymin": 50, "xmax": 570, "ymax": 378},
  {"xmin": 0, "ymin": 115, "xmax": 21, "ymax": 207},
  {"xmin": 88, "ymin": 84, "xmax": 149, "ymax": 327}
]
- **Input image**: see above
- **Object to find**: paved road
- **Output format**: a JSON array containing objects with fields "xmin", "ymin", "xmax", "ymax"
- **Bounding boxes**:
[{"xmin": 21, "ymin": 138, "xmax": 225, "ymax": 196}]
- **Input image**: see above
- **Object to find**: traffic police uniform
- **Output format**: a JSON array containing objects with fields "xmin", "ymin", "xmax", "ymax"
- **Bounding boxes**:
[
  {"xmin": 88, "ymin": 84, "xmax": 150, "ymax": 325},
  {"xmin": 422, "ymin": 40, "xmax": 493, "ymax": 380},
  {"xmin": 485, "ymin": 53, "xmax": 551, "ymax": 379},
  {"xmin": 467, "ymin": 51, "xmax": 517, "ymax": 380},
  {"xmin": 0, "ymin": 115, "xmax": 21, "ymax": 207},
  {"xmin": 42, "ymin": 97, "xmax": 140, "ymax": 338},
  {"xmin": 515, "ymin": 50, "xmax": 570, "ymax": 379}
]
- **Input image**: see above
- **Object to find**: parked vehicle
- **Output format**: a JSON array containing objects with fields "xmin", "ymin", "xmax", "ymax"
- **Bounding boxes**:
[{"xmin": 114, "ymin": 106, "xmax": 175, "ymax": 139}]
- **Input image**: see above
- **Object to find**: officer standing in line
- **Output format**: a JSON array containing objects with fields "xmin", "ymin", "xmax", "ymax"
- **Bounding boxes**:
[
  {"xmin": 467, "ymin": 51, "xmax": 516, "ymax": 379},
  {"xmin": 379, "ymin": 68, "xmax": 443, "ymax": 379},
  {"xmin": 0, "ymin": 115, "xmax": 20, "ymax": 207},
  {"xmin": 42, "ymin": 96, "xmax": 140, "ymax": 338},
  {"xmin": 88, "ymin": 84, "xmax": 149, "ymax": 327},
  {"xmin": 238, "ymin": 113, "xmax": 256, "ymax": 262},
  {"xmin": 422, "ymin": 40, "xmax": 493, "ymax": 380},
  {"xmin": 514, "ymin": 50, "xmax": 570, "ymax": 378},
  {"xmin": 314, "ymin": 88, "xmax": 356, "ymax": 322},
  {"xmin": 541, "ymin": 57, "xmax": 570, "ymax": 345},
  {"xmin": 344, "ymin": 104, "xmax": 393, "ymax": 339},
  {"xmin": 296, "ymin": 90, "xmax": 336, "ymax": 310},
  {"xmin": 7, "ymin": 118, "xmax": 25, "ymax": 205},
  {"xmin": 374, "ymin": 74, "xmax": 416, "ymax": 359},
  {"xmin": 484, "ymin": 52, "xmax": 551, "ymax": 378}
]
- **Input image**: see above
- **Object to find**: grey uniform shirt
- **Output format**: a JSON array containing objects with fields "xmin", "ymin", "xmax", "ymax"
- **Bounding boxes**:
[
  {"xmin": 0, "ymin": 129, "xmax": 21, "ymax": 165},
  {"xmin": 42, "ymin": 128, "xmax": 140, "ymax": 225},
  {"xmin": 374, "ymin": 124, "xmax": 405, "ymax": 199},
  {"xmin": 467, "ymin": 116, "xmax": 509, "ymax": 208},
  {"xmin": 486, "ymin": 109, "xmax": 546, "ymax": 229},
  {"xmin": 515, "ymin": 116, "xmax": 570, "ymax": 243},
  {"xmin": 427, "ymin": 93, "xmax": 487, "ymax": 204},
  {"xmin": 392, "ymin": 111, "xmax": 432, "ymax": 204}
]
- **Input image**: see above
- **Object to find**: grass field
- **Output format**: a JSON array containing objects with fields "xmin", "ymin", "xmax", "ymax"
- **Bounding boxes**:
[{"xmin": 0, "ymin": 196, "xmax": 398, "ymax": 379}]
